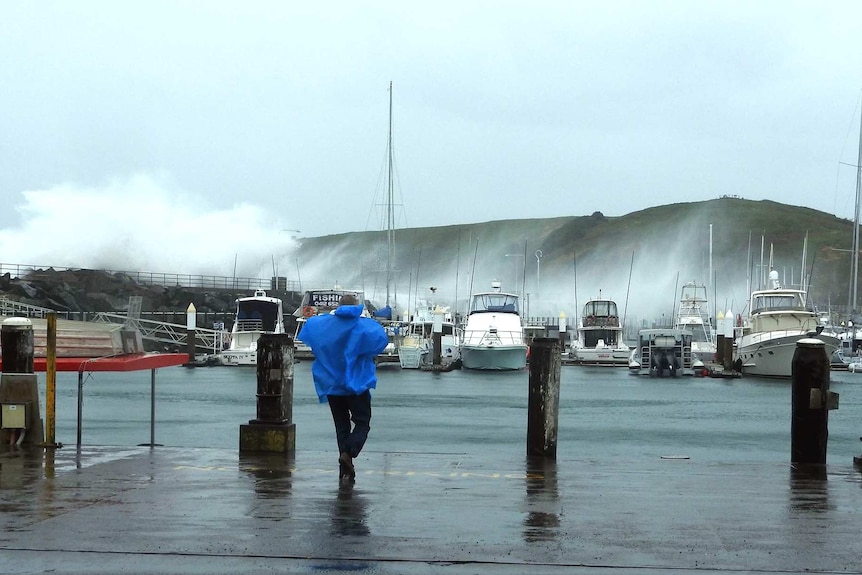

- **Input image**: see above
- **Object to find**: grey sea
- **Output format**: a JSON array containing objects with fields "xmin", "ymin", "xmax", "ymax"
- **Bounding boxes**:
[{"xmin": 41, "ymin": 362, "xmax": 862, "ymax": 465}]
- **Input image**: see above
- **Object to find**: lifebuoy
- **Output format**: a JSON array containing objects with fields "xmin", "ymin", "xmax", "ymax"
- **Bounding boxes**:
[{"xmin": 302, "ymin": 306, "xmax": 315, "ymax": 318}]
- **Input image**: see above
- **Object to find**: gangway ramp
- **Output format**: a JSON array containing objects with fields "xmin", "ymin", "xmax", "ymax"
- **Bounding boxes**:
[{"xmin": 91, "ymin": 312, "xmax": 225, "ymax": 353}]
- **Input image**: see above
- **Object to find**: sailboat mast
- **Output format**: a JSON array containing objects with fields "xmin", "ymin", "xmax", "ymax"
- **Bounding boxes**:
[
  {"xmin": 386, "ymin": 81, "xmax": 395, "ymax": 308},
  {"xmin": 851, "ymin": 108, "xmax": 862, "ymax": 313}
]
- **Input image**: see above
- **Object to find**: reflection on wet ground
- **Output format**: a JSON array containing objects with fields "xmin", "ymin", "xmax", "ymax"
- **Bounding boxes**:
[
  {"xmin": 523, "ymin": 456, "xmax": 559, "ymax": 542},
  {"xmin": 789, "ymin": 463, "xmax": 832, "ymax": 513},
  {"xmin": 330, "ymin": 483, "xmax": 370, "ymax": 537}
]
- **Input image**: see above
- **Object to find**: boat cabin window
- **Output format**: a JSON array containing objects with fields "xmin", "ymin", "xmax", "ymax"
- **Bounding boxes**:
[
  {"xmin": 583, "ymin": 300, "xmax": 617, "ymax": 317},
  {"xmin": 236, "ymin": 301, "xmax": 280, "ymax": 332},
  {"xmin": 470, "ymin": 293, "xmax": 520, "ymax": 314}
]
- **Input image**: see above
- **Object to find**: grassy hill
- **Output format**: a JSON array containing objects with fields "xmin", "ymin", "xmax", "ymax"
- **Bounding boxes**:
[{"xmin": 295, "ymin": 197, "xmax": 855, "ymax": 325}]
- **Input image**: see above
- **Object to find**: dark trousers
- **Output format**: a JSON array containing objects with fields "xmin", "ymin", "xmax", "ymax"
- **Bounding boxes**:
[{"xmin": 327, "ymin": 391, "xmax": 372, "ymax": 458}]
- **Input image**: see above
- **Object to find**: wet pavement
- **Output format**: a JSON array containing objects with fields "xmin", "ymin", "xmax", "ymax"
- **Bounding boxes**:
[{"xmin": 1, "ymin": 444, "xmax": 862, "ymax": 574}]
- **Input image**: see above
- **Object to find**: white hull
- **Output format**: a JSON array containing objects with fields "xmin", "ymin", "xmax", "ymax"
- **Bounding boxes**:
[
  {"xmin": 219, "ymin": 330, "xmax": 264, "ymax": 366},
  {"xmin": 570, "ymin": 345, "xmax": 630, "ymax": 365},
  {"xmin": 735, "ymin": 331, "xmax": 839, "ymax": 378},
  {"xmin": 218, "ymin": 348, "xmax": 258, "ymax": 366},
  {"xmin": 398, "ymin": 334, "xmax": 461, "ymax": 369},
  {"xmin": 461, "ymin": 345, "xmax": 526, "ymax": 371}
]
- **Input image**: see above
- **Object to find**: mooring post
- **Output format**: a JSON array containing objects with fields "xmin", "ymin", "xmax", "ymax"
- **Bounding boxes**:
[
  {"xmin": 716, "ymin": 334, "xmax": 725, "ymax": 364},
  {"xmin": 791, "ymin": 338, "xmax": 837, "ymax": 465},
  {"xmin": 527, "ymin": 337, "xmax": 561, "ymax": 459},
  {"xmin": 0, "ymin": 318, "xmax": 45, "ymax": 447},
  {"xmin": 45, "ymin": 311, "xmax": 58, "ymax": 447},
  {"xmin": 185, "ymin": 303, "xmax": 197, "ymax": 364},
  {"xmin": 558, "ymin": 313, "xmax": 567, "ymax": 353},
  {"xmin": 432, "ymin": 309, "xmax": 443, "ymax": 366},
  {"xmin": 239, "ymin": 333, "xmax": 295, "ymax": 454}
]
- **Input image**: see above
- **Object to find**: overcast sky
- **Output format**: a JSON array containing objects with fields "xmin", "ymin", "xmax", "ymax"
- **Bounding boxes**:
[{"xmin": 2, "ymin": 1, "xmax": 862, "ymax": 273}]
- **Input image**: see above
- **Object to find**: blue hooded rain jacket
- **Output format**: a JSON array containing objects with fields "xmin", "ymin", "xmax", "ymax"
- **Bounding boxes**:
[{"xmin": 299, "ymin": 304, "xmax": 389, "ymax": 403}]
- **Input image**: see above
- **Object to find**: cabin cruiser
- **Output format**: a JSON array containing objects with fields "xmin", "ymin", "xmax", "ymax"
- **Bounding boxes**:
[
  {"xmin": 569, "ymin": 294, "xmax": 630, "ymax": 365},
  {"xmin": 219, "ymin": 289, "xmax": 285, "ymax": 366},
  {"xmin": 733, "ymin": 270, "xmax": 838, "ymax": 378},
  {"xmin": 460, "ymin": 281, "xmax": 526, "ymax": 370}
]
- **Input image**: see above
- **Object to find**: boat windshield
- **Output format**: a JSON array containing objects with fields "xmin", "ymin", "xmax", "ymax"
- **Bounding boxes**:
[
  {"xmin": 470, "ymin": 293, "xmax": 519, "ymax": 314},
  {"xmin": 751, "ymin": 293, "xmax": 804, "ymax": 313}
]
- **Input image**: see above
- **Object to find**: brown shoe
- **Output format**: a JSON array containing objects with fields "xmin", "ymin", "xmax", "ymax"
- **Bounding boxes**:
[{"xmin": 339, "ymin": 452, "xmax": 355, "ymax": 480}]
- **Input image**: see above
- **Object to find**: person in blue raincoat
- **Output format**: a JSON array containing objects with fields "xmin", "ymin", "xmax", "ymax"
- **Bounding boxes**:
[{"xmin": 300, "ymin": 293, "xmax": 389, "ymax": 482}]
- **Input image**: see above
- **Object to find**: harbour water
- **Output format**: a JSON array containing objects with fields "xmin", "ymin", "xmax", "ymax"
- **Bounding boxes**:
[{"xmin": 40, "ymin": 362, "xmax": 862, "ymax": 466}]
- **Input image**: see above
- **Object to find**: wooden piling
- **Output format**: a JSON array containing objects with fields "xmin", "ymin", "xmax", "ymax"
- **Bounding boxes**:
[
  {"xmin": 791, "ymin": 338, "xmax": 836, "ymax": 465},
  {"xmin": 239, "ymin": 333, "xmax": 295, "ymax": 454},
  {"xmin": 0, "ymin": 318, "xmax": 44, "ymax": 446},
  {"xmin": 527, "ymin": 338, "xmax": 561, "ymax": 459},
  {"xmin": 1, "ymin": 317, "xmax": 34, "ymax": 374}
]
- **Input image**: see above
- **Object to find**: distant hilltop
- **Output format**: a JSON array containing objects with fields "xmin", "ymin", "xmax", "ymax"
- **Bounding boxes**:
[
  {"xmin": 0, "ymin": 198, "xmax": 854, "ymax": 323},
  {"xmin": 295, "ymin": 197, "xmax": 853, "ymax": 320}
]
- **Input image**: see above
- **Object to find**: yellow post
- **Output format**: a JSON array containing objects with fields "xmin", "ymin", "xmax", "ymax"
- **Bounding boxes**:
[{"xmin": 46, "ymin": 311, "xmax": 57, "ymax": 446}]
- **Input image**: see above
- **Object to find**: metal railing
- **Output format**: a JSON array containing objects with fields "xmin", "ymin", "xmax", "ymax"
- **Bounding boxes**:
[{"xmin": 0, "ymin": 263, "xmax": 304, "ymax": 292}]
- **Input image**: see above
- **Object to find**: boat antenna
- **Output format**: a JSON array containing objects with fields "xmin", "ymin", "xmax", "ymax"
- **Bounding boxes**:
[
  {"xmin": 232, "ymin": 253, "xmax": 238, "ymax": 290},
  {"xmin": 521, "ymin": 238, "xmax": 528, "ymax": 298},
  {"xmin": 671, "ymin": 271, "xmax": 680, "ymax": 322},
  {"xmin": 622, "ymin": 251, "xmax": 634, "ymax": 332}
]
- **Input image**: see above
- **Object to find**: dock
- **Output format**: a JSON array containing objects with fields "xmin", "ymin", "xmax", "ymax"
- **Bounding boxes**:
[{"xmin": 1, "ymin": 445, "xmax": 861, "ymax": 574}]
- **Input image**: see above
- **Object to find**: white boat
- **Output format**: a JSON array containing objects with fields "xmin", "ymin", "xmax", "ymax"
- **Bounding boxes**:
[
  {"xmin": 219, "ymin": 289, "xmax": 285, "ymax": 366},
  {"xmin": 569, "ymin": 295, "xmax": 630, "ymax": 365},
  {"xmin": 292, "ymin": 288, "xmax": 365, "ymax": 359},
  {"xmin": 733, "ymin": 270, "xmax": 839, "ymax": 378},
  {"xmin": 630, "ymin": 328, "xmax": 696, "ymax": 377},
  {"xmin": 397, "ymin": 304, "xmax": 461, "ymax": 369},
  {"xmin": 674, "ymin": 281, "xmax": 716, "ymax": 363},
  {"xmin": 460, "ymin": 281, "xmax": 527, "ymax": 370}
]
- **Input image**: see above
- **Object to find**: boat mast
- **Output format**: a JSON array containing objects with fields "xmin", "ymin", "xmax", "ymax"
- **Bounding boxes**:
[
  {"xmin": 851, "ymin": 108, "xmax": 862, "ymax": 314},
  {"xmin": 386, "ymin": 81, "xmax": 395, "ymax": 308}
]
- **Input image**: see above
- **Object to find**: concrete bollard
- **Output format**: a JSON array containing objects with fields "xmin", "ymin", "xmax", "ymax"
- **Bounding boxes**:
[
  {"xmin": 0, "ymin": 318, "xmax": 45, "ymax": 447},
  {"xmin": 527, "ymin": 338, "xmax": 561, "ymax": 459},
  {"xmin": 791, "ymin": 338, "xmax": 837, "ymax": 465},
  {"xmin": 239, "ymin": 333, "xmax": 295, "ymax": 454}
]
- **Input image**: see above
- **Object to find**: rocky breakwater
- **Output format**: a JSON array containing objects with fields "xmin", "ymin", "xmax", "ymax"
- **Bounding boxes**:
[{"xmin": 0, "ymin": 268, "xmax": 304, "ymax": 335}]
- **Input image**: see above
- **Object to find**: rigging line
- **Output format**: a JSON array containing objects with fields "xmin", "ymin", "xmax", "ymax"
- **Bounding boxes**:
[{"xmin": 833, "ymin": 88, "xmax": 862, "ymax": 217}]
